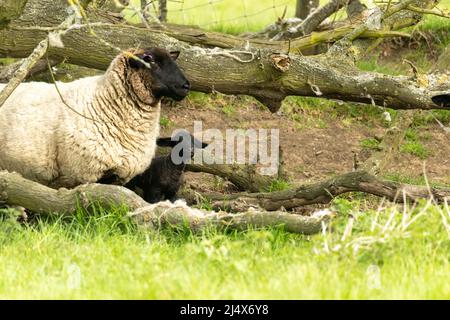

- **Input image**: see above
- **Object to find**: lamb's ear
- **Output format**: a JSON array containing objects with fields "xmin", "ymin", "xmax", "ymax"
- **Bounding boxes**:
[
  {"xmin": 191, "ymin": 136, "xmax": 208, "ymax": 149},
  {"xmin": 170, "ymin": 51, "xmax": 180, "ymax": 60},
  {"xmin": 156, "ymin": 137, "xmax": 178, "ymax": 148}
]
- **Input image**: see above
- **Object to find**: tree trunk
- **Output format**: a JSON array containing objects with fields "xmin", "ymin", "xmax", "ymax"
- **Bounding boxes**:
[
  {"xmin": 295, "ymin": 0, "xmax": 320, "ymax": 20},
  {"xmin": 184, "ymin": 149, "xmax": 282, "ymax": 192},
  {"xmin": 158, "ymin": 0, "xmax": 167, "ymax": 22}
]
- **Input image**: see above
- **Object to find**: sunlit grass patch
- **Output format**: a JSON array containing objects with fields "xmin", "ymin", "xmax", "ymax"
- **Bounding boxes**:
[
  {"xmin": 360, "ymin": 137, "xmax": 382, "ymax": 150},
  {"xmin": 1, "ymin": 198, "xmax": 449, "ymax": 299},
  {"xmin": 399, "ymin": 128, "xmax": 430, "ymax": 159}
]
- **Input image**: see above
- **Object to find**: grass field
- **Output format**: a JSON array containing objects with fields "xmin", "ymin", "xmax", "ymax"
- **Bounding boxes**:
[
  {"xmin": 0, "ymin": 1, "xmax": 449, "ymax": 299},
  {"xmin": 1, "ymin": 199, "xmax": 449, "ymax": 299}
]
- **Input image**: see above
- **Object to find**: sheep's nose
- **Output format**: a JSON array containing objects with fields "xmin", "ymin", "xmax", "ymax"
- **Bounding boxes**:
[{"xmin": 183, "ymin": 81, "xmax": 190, "ymax": 90}]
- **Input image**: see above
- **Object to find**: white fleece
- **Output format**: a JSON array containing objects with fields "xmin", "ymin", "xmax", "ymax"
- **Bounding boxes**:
[{"xmin": 0, "ymin": 54, "xmax": 160, "ymax": 188}]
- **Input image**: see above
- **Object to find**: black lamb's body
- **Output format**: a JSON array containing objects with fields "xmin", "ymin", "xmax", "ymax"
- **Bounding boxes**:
[{"xmin": 125, "ymin": 131, "xmax": 207, "ymax": 203}]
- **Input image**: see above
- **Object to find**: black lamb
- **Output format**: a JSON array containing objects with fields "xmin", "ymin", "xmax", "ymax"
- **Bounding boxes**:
[{"xmin": 125, "ymin": 131, "xmax": 208, "ymax": 203}]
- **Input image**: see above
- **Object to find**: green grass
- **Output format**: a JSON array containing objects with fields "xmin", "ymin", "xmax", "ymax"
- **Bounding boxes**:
[
  {"xmin": 265, "ymin": 178, "xmax": 291, "ymax": 192},
  {"xmin": 400, "ymin": 128, "xmax": 430, "ymax": 159},
  {"xmin": 357, "ymin": 57, "xmax": 403, "ymax": 76},
  {"xmin": 1, "ymin": 199, "xmax": 449, "ymax": 299},
  {"xmin": 159, "ymin": 115, "xmax": 172, "ymax": 128},
  {"xmin": 401, "ymin": 142, "xmax": 429, "ymax": 159},
  {"xmin": 360, "ymin": 137, "xmax": 382, "ymax": 150},
  {"xmin": 221, "ymin": 104, "xmax": 236, "ymax": 117},
  {"xmin": 383, "ymin": 172, "xmax": 449, "ymax": 188}
]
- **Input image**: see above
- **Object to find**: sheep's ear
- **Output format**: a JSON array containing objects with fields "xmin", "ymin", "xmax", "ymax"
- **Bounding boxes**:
[{"xmin": 170, "ymin": 51, "xmax": 180, "ymax": 60}]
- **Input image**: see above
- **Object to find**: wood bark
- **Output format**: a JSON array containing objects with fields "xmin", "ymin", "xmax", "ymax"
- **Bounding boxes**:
[
  {"xmin": 0, "ymin": 170, "xmax": 330, "ymax": 235},
  {"xmin": 297, "ymin": 0, "xmax": 349, "ymax": 36},
  {"xmin": 205, "ymin": 171, "xmax": 450, "ymax": 212},
  {"xmin": 0, "ymin": 0, "xmax": 447, "ymax": 112},
  {"xmin": 0, "ymin": 0, "xmax": 28, "ymax": 28},
  {"xmin": 158, "ymin": 0, "xmax": 167, "ymax": 22},
  {"xmin": 0, "ymin": 56, "xmax": 61, "ymax": 83},
  {"xmin": 295, "ymin": 0, "xmax": 320, "ymax": 20}
]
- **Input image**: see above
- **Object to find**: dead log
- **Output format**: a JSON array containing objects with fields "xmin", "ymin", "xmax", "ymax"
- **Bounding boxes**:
[
  {"xmin": 0, "ymin": 170, "xmax": 330, "ymax": 235},
  {"xmin": 205, "ymin": 171, "xmax": 450, "ymax": 212},
  {"xmin": 0, "ymin": 0, "xmax": 447, "ymax": 112}
]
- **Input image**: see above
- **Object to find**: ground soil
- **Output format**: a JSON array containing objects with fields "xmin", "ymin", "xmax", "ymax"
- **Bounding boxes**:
[{"xmin": 159, "ymin": 96, "xmax": 450, "ymax": 195}]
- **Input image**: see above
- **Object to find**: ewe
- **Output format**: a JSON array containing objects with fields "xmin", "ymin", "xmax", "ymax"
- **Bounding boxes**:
[
  {"xmin": 125, "ymin": 131, "xmax": 208, "ymax": 203},
  {"xmin": 0, "ymin": 48, "xmax": 190, "ymax": 188}
]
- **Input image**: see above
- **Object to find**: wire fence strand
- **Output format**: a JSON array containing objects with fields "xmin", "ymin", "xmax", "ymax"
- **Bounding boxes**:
[{"xmin": 138, "ymin": 0, "xmax": 296, "ymax": 32}]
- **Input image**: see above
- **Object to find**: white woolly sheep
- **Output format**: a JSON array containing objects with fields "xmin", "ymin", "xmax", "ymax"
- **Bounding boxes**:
[{"xmin": 0, "ymin": 48, "xmax": 190, "ymax": 188}]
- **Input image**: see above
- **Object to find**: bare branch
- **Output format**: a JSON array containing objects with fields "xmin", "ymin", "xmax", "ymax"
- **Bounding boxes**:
[
  {"xmin": 205, "ymin": 171, "xmax": 450, "ymax": 212},
  {"xmin": 0, "ymin": 38, "xmax": 48, "ymax": 108}
]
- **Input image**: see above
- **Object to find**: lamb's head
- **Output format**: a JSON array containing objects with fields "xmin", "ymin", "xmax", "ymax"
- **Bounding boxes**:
[
  {"xmin": 157, "ymin": 130, "xmax": 208, "ymax": 165},
  {"xmin": 126, "ymin": 47, "xmax": 190, "ymax": 104}
]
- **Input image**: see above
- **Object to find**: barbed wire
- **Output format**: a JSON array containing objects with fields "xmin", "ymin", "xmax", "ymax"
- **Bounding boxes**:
[{"xmin": 140, "ymin": 0, "xmax": 296, "ymax": 32}]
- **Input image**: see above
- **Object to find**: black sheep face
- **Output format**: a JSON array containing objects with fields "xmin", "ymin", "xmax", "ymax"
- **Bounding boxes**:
[
  {"xmin": 157, "ymin": 130, "xmax": 208, "ymax": 164},
  {"xmin": 128, "ymin": 47, "xmax": 190, "ymax": 101}
]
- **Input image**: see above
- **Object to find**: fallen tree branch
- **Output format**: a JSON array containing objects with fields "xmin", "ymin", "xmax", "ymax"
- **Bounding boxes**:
[
  {"xmin": 0, "ymin": 37, "xmax": 48, "ymax": 107},
  {"xmin": 298, "ymin": 0, "xmax": 350, "ymax": 37},
  {"xmin": 185, "ymin": 162, "xmax": 275, "ymax": 193},
  {"xmin": 184, "ymin": 149, "xmax": 284, "ymax": 193},
  {"xmin": 1, "ymin": 0, "xmax": 447, "ymax": 112},
  {"xmin": 360, "ymin": 111, "xmax": 416, "ymax": 175},
  {"xmin": 204, "ymin": 171, "xmax": 450, "ymax": 212},
  {"xmin": 0, "ymin": 170, "xmax": 331, "ymax": 235},
  {"xmin": 0, "ymin": 56, "xmax": 62, "ymax": 83}
]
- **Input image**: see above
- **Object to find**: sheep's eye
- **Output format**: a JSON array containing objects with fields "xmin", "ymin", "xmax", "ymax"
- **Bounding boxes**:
[{"xmin": 142, "ymin": 54, "xmax": 153, "ymax": 63}]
